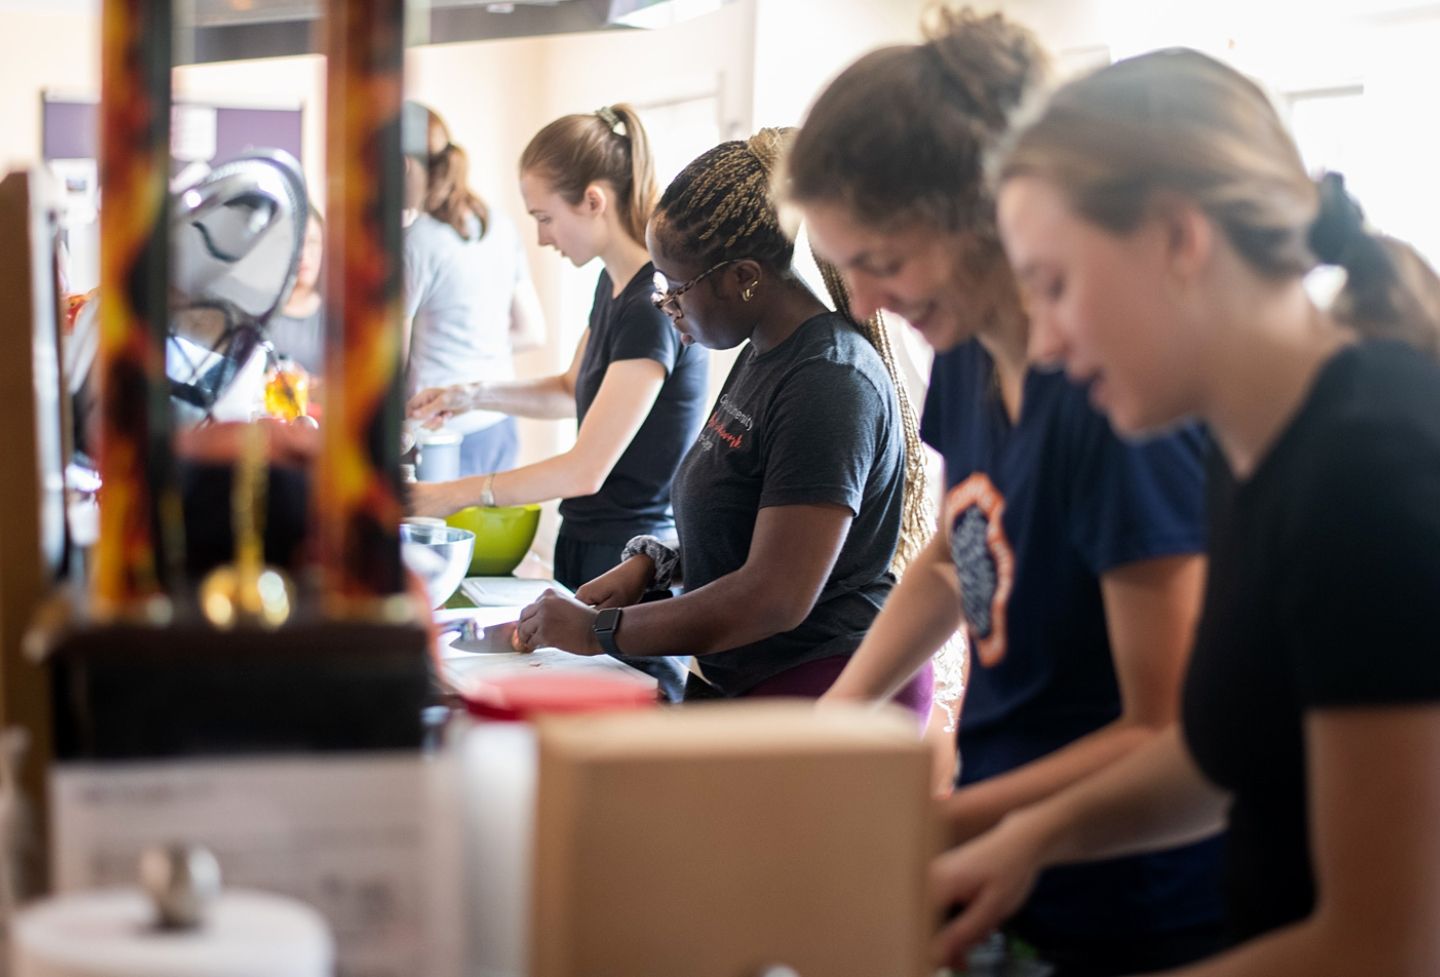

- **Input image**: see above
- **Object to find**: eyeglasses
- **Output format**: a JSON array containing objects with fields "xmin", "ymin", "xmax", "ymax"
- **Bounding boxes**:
[{"xmin": 651, "ymin": 259, "xmax": 738, "ymax": 317}]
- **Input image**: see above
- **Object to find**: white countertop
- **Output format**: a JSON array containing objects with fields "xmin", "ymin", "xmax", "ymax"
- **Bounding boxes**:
[{"xmin": 433, "ymin": 577, "xmax": 658, "ymax": 694}]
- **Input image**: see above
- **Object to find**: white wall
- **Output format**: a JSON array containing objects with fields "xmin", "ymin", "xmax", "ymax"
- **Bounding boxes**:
[
  {"xmin": 999, "ymin": 0, "xmax": 1440, "ymax": 262},
  {"xmin": 749, "ymin": 0, "xmax": 930, "ymax": 129},
  {"xmin": 172, "ymin": 55, "xmax": 328, "ymax": 200},
  {"xmin": 4, "ymin": 0, "xmax": 967, "ymax": 568},
  {"xmin": 0, "ymin": 9, "xmax": 99, "ymax": 174}
]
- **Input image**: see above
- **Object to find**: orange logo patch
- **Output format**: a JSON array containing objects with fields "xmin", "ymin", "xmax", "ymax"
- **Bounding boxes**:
[{"xmin": 943, "ymin": 473, "xmax": 1015, "ymax": 667}]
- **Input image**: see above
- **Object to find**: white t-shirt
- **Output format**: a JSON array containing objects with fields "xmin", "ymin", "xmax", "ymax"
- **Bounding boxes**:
[{"xmin": 403, "ymin": 210, "xmax": 532, "ymax": 434}]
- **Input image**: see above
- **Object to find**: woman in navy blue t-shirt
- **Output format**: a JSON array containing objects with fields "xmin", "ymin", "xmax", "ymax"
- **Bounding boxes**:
[{"xmin": 787, "ymin": 11, "xmax": 1224, "ymax": 974}]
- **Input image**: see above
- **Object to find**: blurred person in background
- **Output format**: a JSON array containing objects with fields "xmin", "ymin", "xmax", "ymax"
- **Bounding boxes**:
[
  {"xmin": 403, "ymin": 100, "xmax": 546, "ymax": 475},
  {"xmin": 268, "ymin": 203, "xmax": 326, "ymax": 377}
]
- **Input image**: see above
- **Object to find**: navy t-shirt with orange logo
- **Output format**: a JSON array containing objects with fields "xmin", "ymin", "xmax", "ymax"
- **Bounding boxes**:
[{"xmin": 922, "ymin": 340, "xmax": 1224, "ymax": 948}]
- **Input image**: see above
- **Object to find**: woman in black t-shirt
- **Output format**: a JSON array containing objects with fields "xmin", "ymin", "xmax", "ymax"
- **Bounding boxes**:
[
  {"xmin": 407, "ymin": 105, "xmax": 707, "ymax": 579},
  {"xmin": 406, "ymin": 105, "xmax": 707, "ymax": 699},
  {"xmin": 514, "ymin": 129, "xmax": 934, "ymax": 716},
  {"xmin": 929, "ymin": 50, "xmax": 1440, "ymax": 976}
]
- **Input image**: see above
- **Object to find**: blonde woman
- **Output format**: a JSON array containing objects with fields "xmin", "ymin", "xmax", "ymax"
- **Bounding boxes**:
[
  {"xmin": 936, "ymin": 48, "xmax": 1440, "ymax": 976},
  {"xmin": 407, "ymin": 105, "xmax": 708, "ymax": 700}
]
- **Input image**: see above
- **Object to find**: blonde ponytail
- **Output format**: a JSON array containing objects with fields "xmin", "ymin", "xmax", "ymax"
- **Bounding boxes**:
[{"xmin": 519, "ymin": 103, "xmax": 658, "ymax": 249}]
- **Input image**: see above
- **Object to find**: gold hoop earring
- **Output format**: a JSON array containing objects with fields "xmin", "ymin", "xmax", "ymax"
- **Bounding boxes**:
[{"xmin": 741, "ymin": 283, "xmax": 756, "ymax": 302}]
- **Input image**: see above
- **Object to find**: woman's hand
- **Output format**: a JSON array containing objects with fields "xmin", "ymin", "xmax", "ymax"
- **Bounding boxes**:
[
  {"xmin": 405, "ymin": 480, "xmax": 465, "ymax": 519},
  {"xmin": 407, "ymin": 383, "xmax": 479, "ymax": 429},
  {"xmin": 575, "ymin": 555, "xmax": 654, "ymax": 610},
  {"xmin": 929, "ymin": 811, "xmax": 1049, "ymax": 969},
  {"xmin": 515, "ymin": 589, "xmax": 602, "ymax": 654}
]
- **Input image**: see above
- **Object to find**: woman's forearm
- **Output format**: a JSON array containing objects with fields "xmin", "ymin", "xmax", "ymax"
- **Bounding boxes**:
[
  {"xmin": 942, "ymin": 719, "xmax": 1167, "ymax": 844},
  {"xmin": 1020, "ymin": 726, "xmax": 1228, "ymax": 868},
  {"xmin": 604, "ymin": 565, "xmax": 818, "ymax": 658},
  {"xmin": 490, "ymin": 450, "xmax": 608, "ymax": 507},
  {"xmin": 421, "ymin": 449, "xmax": 608, "ymax": 514},
  {"xmin": 470, "ymin": 375, "xmax": 574, "ymax": 419},
  {"xmin": 826, "ymin": 532, "xmax": 960, "ymax": 701}
]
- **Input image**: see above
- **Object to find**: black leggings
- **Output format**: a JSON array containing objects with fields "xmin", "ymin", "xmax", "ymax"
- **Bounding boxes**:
[{"xmin": 1022, "ymin": 921, "xmax": 1228, "ymax": 977}]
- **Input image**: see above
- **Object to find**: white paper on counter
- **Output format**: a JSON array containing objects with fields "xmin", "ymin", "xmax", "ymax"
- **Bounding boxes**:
[
  {"xmin": 459, "ymin": 577, "xmax": 559, "ymax": 608},
  {"xmin": 435, "ymin": 579, "xmax": 659, "ymax": 696}
]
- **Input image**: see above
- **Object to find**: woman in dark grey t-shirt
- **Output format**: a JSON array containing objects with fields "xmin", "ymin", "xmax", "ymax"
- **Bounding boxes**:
[{"xmin": 514, "ymin": 129, "xmax": 933, "ymax": 717}]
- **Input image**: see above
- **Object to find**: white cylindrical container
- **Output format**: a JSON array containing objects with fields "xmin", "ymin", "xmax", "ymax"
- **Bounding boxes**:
[
  {"xmin": 11, "ymin": 889, "xmax": 333, "ymax": 977},
  {"xmin": 415, "ymin": 431, "xmax": 462, "ymax": 482},
  {"xmin": 454, "ymin": 673, "xmax": 657, "ymax": 977},
  {"xmin": 460, "ymin": 720, "xmax": 537, "ymax": 977}
]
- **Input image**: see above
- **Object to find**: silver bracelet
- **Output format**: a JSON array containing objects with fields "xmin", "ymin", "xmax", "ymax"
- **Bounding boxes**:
[{"xmin": 620, "ymin": 535, "xmax": 680, "ymax": 590}]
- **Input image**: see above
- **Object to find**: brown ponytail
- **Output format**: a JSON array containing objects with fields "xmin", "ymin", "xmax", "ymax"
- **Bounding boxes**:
[
  {"xmin": 519, "ymin": 103, "xmax": 658, "ymax": 248},
  {"xmin": 408, "ymin": 101, "xmax": 490, "ymax": 241},
  {"xmin": 999, "ymin": 49, "xmax": 1440, "ymax": 360},
  {"xmin": 657, "ymin": 128, "xmax": 933, "ymax": 575},
  {"xmin": 786, "ymin": 6, "xmax": 1046, "ymax": 237},
  {"xmin": 1309, "ymin": 174, "xmax": 1440, "ymax": 358}
]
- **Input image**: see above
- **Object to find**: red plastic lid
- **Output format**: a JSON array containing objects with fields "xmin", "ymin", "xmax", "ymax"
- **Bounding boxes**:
[{"xmin": 461, "ymin": 672, "xmax": 657, "ymax": 721}]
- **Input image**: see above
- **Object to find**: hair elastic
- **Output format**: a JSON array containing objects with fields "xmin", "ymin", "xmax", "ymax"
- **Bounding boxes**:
[
  {"xmin": 1308, "ymin": 172, "xmax": 1367, "ymax": 266},
  {"xmin": 595, "ymin": 106, "xmax": 625, "ymax": 136}
]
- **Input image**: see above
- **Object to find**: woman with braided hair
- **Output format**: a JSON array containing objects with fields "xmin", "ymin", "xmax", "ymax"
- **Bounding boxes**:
[
  {"xmin": 786, "ymin": 9, "xmax": 1225, "ymax": 974},
  {"xmin": 408, "ymin": 104, "xmax": 708, "ymax": 701},
  {"xmin": 514, "ymin": 127, "xmax": 934, "ymax": 717}
]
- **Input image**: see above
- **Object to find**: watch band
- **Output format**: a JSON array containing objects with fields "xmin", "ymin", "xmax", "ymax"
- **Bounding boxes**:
[
  {"xmin": 480, "ymin": 472, "xmax": 497, "ymax": 508},
  {"xmin": 592, "ymin": 607, "xmax": 623, "ymax": 655}
]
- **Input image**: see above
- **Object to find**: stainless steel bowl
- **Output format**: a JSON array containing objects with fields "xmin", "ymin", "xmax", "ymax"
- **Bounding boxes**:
[{"xmin": 400, "ymin": 523, "xmax": 476, "ymax": 608}]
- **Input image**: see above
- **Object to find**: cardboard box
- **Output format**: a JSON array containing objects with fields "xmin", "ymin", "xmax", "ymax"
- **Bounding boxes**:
[{"xmin": 531, "ymin": 702, "xmax": 937, "ymax": 977}]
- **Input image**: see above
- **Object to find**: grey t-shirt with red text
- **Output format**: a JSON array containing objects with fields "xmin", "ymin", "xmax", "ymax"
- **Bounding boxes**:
[{"xmin": 672, "ymin": 312, "xmax": 904, "ymax": 695}]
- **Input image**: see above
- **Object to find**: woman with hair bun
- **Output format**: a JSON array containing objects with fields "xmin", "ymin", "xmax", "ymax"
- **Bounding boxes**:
[
  {"xmin": 513, "ymin": 128, "xmax": 934, "ymax": 718},
  {"xmin": 931, "ymin": 47, "xmax": 1440, "ymax": 976},
  {"xmin": 408, "ymin": 105, "xmax": 709, "ymax": 701},
  {"xmin": 401, "ymin": 101, "xmax": 546, "ymax": 475},
  {"xmin": 787, "ymin": 9, "xmax": 1224, "ymax": 974}
]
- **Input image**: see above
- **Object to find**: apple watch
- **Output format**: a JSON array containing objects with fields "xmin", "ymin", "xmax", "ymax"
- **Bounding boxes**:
[{"xmin": 592, "ymin": 607, "xmax": 623, "ymax": 655}]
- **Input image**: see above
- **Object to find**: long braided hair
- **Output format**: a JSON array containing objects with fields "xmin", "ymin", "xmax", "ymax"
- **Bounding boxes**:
[{"xmin": 656, "ymin": 128, "xmax": 933, "ymax": 574}]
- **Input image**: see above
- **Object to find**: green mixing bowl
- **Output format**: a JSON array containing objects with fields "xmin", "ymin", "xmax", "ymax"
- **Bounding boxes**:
[{"xmin": 445, "ymin": 503, "xmax": 542, "ymax": 576}]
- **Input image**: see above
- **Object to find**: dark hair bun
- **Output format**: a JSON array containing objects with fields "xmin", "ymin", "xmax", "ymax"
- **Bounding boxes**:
[{"xmin": 922, "ymin": 7, "xmax": 1047, "ymax": 133}]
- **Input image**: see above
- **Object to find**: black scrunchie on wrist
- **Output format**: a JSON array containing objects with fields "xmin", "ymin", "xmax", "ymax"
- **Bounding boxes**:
[{"xmin": 1307, "ymin": 172, "xmax": 1367, "ymax": 266}]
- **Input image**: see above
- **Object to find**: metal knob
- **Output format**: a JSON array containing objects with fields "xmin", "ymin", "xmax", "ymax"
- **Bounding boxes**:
[
  {"xmin": 752, "ymin": 967, "xmax": 800, "ymax": 977},
  {"xmin": 139, "ymin": 844, "xmax": 222, "ymax": 930}
]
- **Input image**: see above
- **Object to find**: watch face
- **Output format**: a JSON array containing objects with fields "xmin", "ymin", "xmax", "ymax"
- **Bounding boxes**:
[
  {"xmin": 594, "ymin": 607, "xmax": 621, "ymax": 633},
  {"xmin": 592, "ymin": 606, "xmax": 622, "ymax": 656}
]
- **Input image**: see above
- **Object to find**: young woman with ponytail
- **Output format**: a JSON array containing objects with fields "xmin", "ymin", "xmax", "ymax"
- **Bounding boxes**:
[
  {"xmin": 401, "ymin": 101, "xmax": 546, "ymax": 474},
  {"xmin": 786, "ymin": 10, "xmax": 1225, "ymax": 974},
  {"xmin": 929, "ymin": 48, "xmax": 1440, "ymax": 977},
  {"xmin": 407, "ymin": 104, "xmax": 708, "ymax": 701},
  {"xmin": 513, "ymin": 128, "xmax": 934, "ymax": 718}
]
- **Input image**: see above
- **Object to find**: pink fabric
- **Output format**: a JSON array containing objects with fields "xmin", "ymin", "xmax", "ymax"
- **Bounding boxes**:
[{"xmin": 742, "ymin": 655, "xmax": 935, "ymax": 727}]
